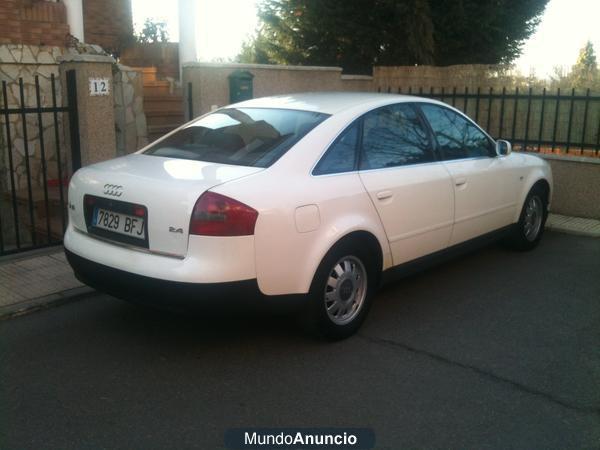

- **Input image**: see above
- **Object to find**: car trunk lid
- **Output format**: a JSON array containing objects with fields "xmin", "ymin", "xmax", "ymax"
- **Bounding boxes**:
[{"xmin": 72, "ymin": 154, "xmax": 263, "ymax": 257}]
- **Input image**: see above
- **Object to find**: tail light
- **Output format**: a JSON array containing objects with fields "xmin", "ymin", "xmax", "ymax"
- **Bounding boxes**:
[{"xmin": 189, "ymin": 192, "xmax": 258, "ymax": 236}]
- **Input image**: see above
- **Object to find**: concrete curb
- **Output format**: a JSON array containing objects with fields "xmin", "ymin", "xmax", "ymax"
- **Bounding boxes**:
[
  {"xmin": 0, "ymin": 286, "xmax": 96, "ymax": 321},
  {"xmin": 546, "ymin": 214, "xmax": 600, "ymax": 238},
  {"xmin": 547, "ymin": 225, "xmax": 600, "ymax": 238}
]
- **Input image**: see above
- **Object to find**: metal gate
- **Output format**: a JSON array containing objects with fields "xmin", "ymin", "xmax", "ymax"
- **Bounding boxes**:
[{"xmin": 0, "ymin": 72, "xmax": 80, "ymax": 256}]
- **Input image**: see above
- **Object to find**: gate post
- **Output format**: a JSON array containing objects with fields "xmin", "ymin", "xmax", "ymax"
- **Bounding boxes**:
[{"xmin": 58, "ymin": 54, "xmax": 117, "ymax": 170}]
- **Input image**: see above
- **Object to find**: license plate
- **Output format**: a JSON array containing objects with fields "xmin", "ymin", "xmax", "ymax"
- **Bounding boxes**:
[{"xmin": 93, "ymin": 208, "xmax": 145, "ymax": 239}]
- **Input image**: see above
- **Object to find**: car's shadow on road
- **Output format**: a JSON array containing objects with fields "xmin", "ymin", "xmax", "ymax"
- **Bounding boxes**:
[{"xmin": 77, "ymin": 239, "xmax": 521, "ymax": 350}]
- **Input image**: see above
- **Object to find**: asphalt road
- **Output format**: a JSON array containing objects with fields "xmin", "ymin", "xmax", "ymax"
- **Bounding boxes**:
[{"xmin": 1, "ymin": 231, "xmax": 599, "ymax": 450}]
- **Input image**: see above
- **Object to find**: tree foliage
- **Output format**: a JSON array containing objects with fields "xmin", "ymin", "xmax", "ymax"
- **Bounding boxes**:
[
  {"xmin": 550, "ymin": 41, "xmax": 599, "ymax": 91},
  {"xmin": 571, "ymin": 40, "xmax": 598, "ymax": 87},
  {"xmin": 239, "ymin": 0, "xmax": 549, "ymax": 73},
  {"xmin": 136, "ymin": 18, "xmax": 170, "ymax": 44}
]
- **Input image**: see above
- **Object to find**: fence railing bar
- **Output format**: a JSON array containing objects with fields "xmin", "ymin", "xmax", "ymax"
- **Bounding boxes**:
[
  {"xmin": 375, "ymin": 92, "xmax": 600, "ymax": 102},
  {"xmin": 66, "ymin": 70, "xmax": 82, "ymax": 171},
  {"xmin": 485, "ymin": 87, "xmax": 493, "ymax": 133},
  {"xmin": 474, "ymin": 87, "xmax": 481, "ymax": 123},
  {"xmin": 580, "ymin": 88, "xmax": 590, "ymax": 153},
  {"xmin": 498, "ymin": 87, "xmax": 506, "ymax": 137},
  {"xmin": 595, "ymin": 112, "xmax": 600, "ymax": 153},
  {"xmin": 34, "ymin": 76, "xmax": 52, "ymax": 243},
  {"xmin": 376, "ymin": 84, "xmax": 599, "ymax": 154},
  {"xmin": 523, "ymin": 87, "xmax": 533, "ymax": 151},
  {"xmin": 0, "ymin": 106, "xmax": 70, "ymax": 115},
  {"xmin": 1, "ymin": 81, "xmax": 20, "ymax": 248},
  {"xmin": 50, "ymin": 73, "xmax": 66, "ymax": 234},
  {"xmin": 187, "ymin": 82, "xmax": 193, "ymax": 120},
  {"xmin": 551, "ymin": 88, "xmax": 561, "ymax": 151},
  {"xmin": 406, "ymin": 91, "xmax": 599, "ymax": 102},
  {"xmin": 378, "ymin": 89, "xmax": 600, "ymax": 101},
  {"xmin": 18, "ymin": 78, "xmax": 36, "ymax": 246},
  {"xmin": 510, "ymin": 138, "xmax": 597, "ymax": 150},
  {"xmin": 565, "ymin": 88, "xmax": 576, "ymax": 153},
  {"xmin": 537, "ymin": 88, "xmax": 547, "ymax": 152},
  {"xmin": 511, "ymin": 87, "xmax": 519, "ymax": 142}
]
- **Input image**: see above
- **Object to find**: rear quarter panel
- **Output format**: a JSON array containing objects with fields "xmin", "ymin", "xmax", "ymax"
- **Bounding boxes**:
[{"xmin": 213, "ymin": 113, "xmax": 392, "ymax": 296}]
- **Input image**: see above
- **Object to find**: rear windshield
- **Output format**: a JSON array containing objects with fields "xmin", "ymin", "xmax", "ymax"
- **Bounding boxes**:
[{"xmin": 143, "ymin": 107, "xmax": 329, "ymax": 167}]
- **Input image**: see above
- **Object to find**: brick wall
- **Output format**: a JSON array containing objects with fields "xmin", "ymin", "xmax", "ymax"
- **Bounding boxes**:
[
  {"xmin": 120, "ymin": 42, "xmax": 179, "ymax": 80},
  {"xmin": 0, "ymin": 0, "xmax": 69, "ymax": 47},
  {"xmin": 83, "ymin": 0, "xmax": 132, "ymax": 53},
  {"xmin": 0, "ymin": 0, "xmax": 132, "ymax": 51}
]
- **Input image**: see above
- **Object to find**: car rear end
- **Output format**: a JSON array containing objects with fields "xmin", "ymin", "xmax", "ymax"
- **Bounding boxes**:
[{"xmin": 64, "ymin": 106, "xmax": 328, "ymax": 308}]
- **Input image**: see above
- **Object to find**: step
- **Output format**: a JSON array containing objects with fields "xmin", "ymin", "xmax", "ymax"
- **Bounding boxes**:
[
  {"xmin": 144, "ymin": 98, "xmax": 184, "ymax": 114},
  {"xmin": 146, "ymin": 115, "xmax": 185, "ymax": 128},
  {"xmin": 148, "ymin": 124, "xmax": 181, "ymax": 139},
  {"xmin": 143, "ymin": 85, "xmax": 176, "ymax": 96},
  {"xmin": 144, "ymin": 79, "xmax": 171, "ymax": 87},
  {"xmin": 144, "ymin": 95, "xmax": 183, "ymax": 102},
  {"xmin": 145, "ymin": 110, "xmax": 184, "ymax": 118},
  {"xmin": 136, "ymin": 67, "xmax": 158, "ymax": 84}
]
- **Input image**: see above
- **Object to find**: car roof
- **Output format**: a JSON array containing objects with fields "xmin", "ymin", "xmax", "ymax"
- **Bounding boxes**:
[{"xmin": 230, "ymin": 92, "xmax": 445, "ymax": 115}]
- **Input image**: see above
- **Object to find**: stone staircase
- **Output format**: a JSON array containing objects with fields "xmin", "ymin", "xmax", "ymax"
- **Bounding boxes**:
[{"xmin": 138, "ymin": 67, "xmax": 185, "ymax": 142}]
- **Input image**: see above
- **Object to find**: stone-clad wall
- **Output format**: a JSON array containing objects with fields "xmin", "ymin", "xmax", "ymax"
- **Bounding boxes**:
[
  {"xmin": 114, "ymin": 65, "xmax": 147, "ymax": 154},
  {"xmin": 0, "ymin": 44, "xmax": 147, "ymax": 192},
  {"xmin": 0, "ymin": 44, "xmax": 74, "ymax": 193}
]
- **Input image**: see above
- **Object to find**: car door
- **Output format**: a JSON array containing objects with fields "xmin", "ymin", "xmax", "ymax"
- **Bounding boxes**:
[
  {"xmin": 418, "ymin": 103, "xmax": 521, "ymax": 246},
  {"xmin": 357, "ymin": 103, "xmax": 454, "ymax": 266}
]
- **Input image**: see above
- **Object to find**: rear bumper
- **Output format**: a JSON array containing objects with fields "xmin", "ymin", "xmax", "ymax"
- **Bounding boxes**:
[{"xmin": 65, "ymin": 249, "xmax": 305, "ymax": 312}]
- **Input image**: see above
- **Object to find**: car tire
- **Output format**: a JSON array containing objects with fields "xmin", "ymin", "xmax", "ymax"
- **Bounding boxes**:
[
  {"xmin": 505, "ymin": 184, "xmax": 548, "ymax": 251},
  {"xmin": 302, "ymin": 240, "xmax": 378, "ymax": 340}
]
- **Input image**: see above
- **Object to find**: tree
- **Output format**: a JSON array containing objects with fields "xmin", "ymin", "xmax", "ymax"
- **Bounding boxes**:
[
  {"xmin": 549, "ymin": 42, "xmax": 599, "ymax": 91},
  {"xmin": 241, "ymin": 0, "xmax": 548, "ymax": 73},
  {"xmin": 136, "ymin": 18, "xmax": 169, "ymax": 44},
  {"xmin": 571, "ymin": 40, "xmax": 598, "ymax": 88}
]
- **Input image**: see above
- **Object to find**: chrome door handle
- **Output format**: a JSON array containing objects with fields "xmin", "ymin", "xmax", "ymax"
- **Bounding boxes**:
[
  {"xmin": 455, "ymin": 177, "xmax": 467, "ymax": 186},
  {"xmin": 376, "ymin": 190, "xmax": 393, "ymax": 200}
]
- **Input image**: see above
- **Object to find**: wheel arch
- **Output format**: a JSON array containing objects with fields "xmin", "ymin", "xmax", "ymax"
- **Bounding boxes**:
[
  {"xmin": 318, "ymin": 230, "xmax": 385, "ymax": 284},
  {"xmin": 514, "ymin": 167, "xmax": 553, "ymax": 223}
]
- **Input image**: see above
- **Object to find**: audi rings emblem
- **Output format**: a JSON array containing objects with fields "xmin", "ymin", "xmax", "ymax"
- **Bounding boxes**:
[{"xmin": 103, "ymin": 184, "xmax": 123, "ymax": 197}]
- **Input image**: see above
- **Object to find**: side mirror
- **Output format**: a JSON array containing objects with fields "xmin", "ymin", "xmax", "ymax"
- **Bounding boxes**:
[{"xmin": 496, "ymin": 140, "xmax": 512, "ymax": 156}]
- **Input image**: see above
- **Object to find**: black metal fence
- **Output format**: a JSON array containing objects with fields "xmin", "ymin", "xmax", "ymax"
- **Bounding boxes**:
[
  {"xmin": 0, "ymin": 73, "xmax": 80, "ymax": 256},
  {"xmin": 378, "ymin": 85, "xmax": 600, "ymax": 156}
]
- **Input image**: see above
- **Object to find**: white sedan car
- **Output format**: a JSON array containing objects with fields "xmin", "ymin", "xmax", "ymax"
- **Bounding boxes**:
[{"xmin": 65, "ymin": 93, "xmax": 552, "ymax": 339}]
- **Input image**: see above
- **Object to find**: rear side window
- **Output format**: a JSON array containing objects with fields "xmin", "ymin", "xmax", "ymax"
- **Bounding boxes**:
[
  {"xmin": 313, "ymin": 122, "xmax": 359, "ymax": 175},
  {"xmin": 143, "ymin": 108, "xmax": 329, "ymax": 168},
  {"xmin": 419, "ymin": 104, "xmax": 494, "ymax": 160},
  {"xmin": 360, "ymin": 103, "xmax": 434, "ymax": 170}
]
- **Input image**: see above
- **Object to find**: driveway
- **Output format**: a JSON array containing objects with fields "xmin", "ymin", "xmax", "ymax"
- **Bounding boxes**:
[{"xmin": 1, "ymin": 231, "xmax": 599, "ymax": 449}]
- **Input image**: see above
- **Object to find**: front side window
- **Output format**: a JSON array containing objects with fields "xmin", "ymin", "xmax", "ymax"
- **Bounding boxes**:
[
  {"xmin": 144, "ymin": 108, "xmax": 329, "ymax": 168},
  {"xmin": 313, "ymin": 122, "xmax": 359, "ymax": 175},
  {"xmin": 360, "ymin": 103, "xmax": 434, "ymax": 170},
  {"xmin": 419, "ymin": 104, "xmax": 494, "ymax": 160}
]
